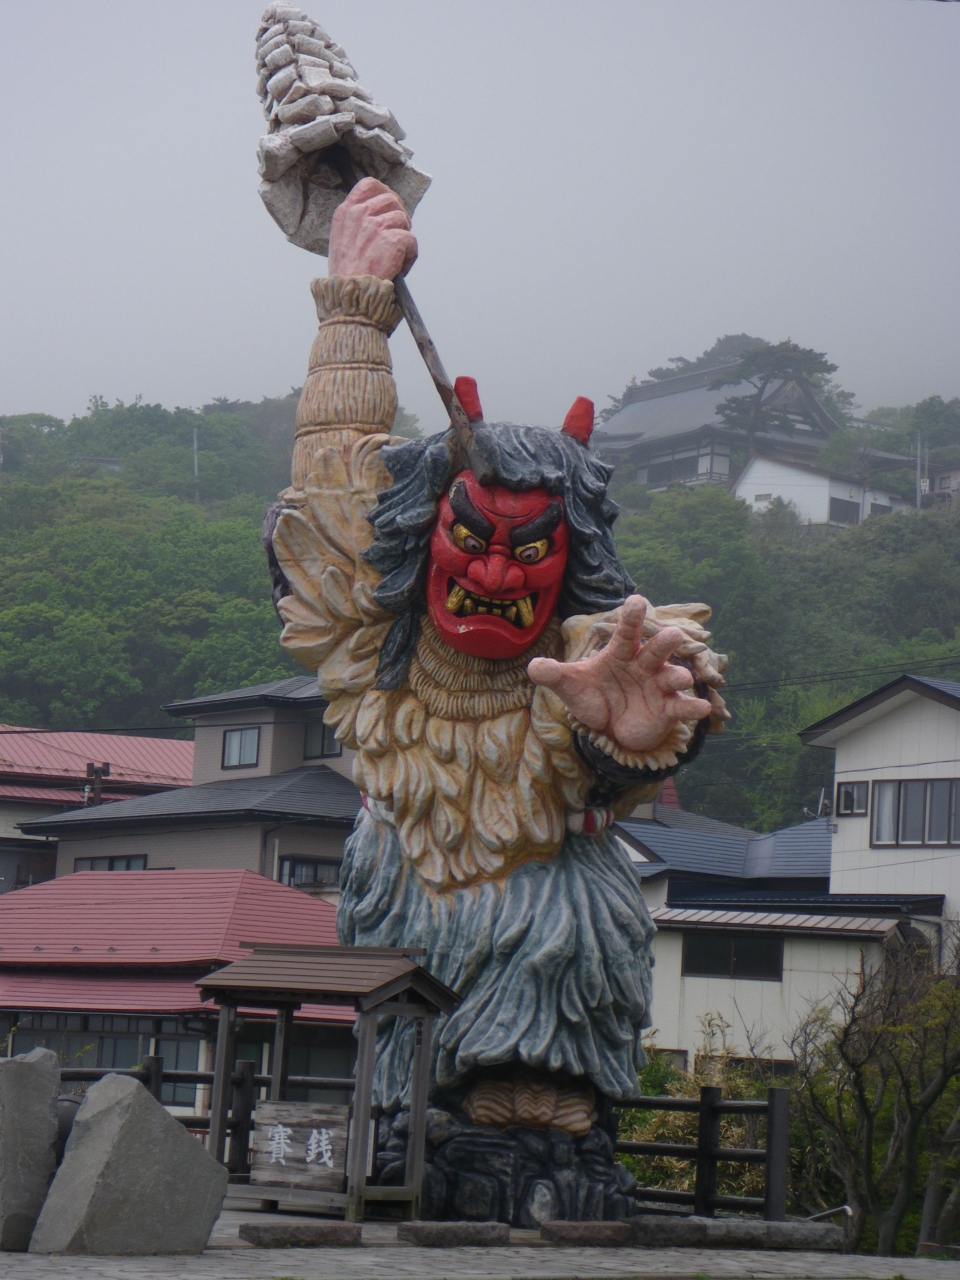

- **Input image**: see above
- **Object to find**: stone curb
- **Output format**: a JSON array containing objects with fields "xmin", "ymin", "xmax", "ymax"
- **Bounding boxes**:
[
  {"xmin": 540, "ymin": 1220, "xmax": 633, "ymax": 1246},
  {"xmin": 397, "ymin": 1220, "xmax": 511, "ymax": 1247},
  {"xmin": 631, "ymin": 1214, "xmax": 845, "ymax": 1251},
  {"xmin": 238, "ymin": 1221, "xmax": 362, "ymax": 1247}
]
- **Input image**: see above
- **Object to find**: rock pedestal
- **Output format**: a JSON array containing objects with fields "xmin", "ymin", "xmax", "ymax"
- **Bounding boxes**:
[
  {"xmin": 378, "ymin": 1105, "xmax": 636, "ymax": 1228},
  {"xmin": 29, "ymin": 1073, "xmax": 228, "ymax": 1255},
  {"xmin": 0, "ymin": 1047, "xmax": 59, "ymax": 1251}
]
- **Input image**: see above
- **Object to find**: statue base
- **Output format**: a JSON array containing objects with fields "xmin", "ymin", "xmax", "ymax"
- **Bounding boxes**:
[{"xmin": 376, "ymin": 1103, "xmax": 637, "ymax": 1226}]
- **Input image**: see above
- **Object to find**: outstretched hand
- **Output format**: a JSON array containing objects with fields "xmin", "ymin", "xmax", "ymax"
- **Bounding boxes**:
[
  {"xmin": 328, "ymin": 177, "xmax": 418, "ymax": 281},
  {"xmin": 527, "ymin": 595, "xmax": 713, "ymax": 754}
]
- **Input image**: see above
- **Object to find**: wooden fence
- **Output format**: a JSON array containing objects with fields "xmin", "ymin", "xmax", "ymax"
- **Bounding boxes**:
[
  {"xmin": 614, "ymin": 1085, "xmax": 790, "ymax": 1220},
  {"xmin": 62, "ymin": 1064, "xmax": 789, "ymax": 1216}
]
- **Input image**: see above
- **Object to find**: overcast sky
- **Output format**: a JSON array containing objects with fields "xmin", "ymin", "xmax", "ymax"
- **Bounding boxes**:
[{"xmin": 1, "ymin": 1, "xmax": 957, "ymax": 433}]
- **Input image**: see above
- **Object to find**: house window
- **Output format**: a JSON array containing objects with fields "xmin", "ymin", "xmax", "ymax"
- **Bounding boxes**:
[
  {"xmin": 304, "ymin": 718, "xmax": 342, "ymax": 760},
  {"xmin": 871, "ymin": 779, "xmax": 960, "ymax": 847},
  {"xmin": 279, "ymin": 857, "xmax": 340, "ymax": 888},
  {"xmin": 940, "ymin": 475, "xmax": 952, "ymax": 490},
  {"xmin": 74, "ymin": 855, "xmax": 147, "ymax": 872},
  {"xmin": 829, "ymin": 497, "xmax": 860, "ymax": 525},
  {"xmin": 870, "ymin": 503, "xmax": 892, "ymax": 516},
  {"xmin": 681, "ymin": 931, "xmax": 783, "ymax": 981},
  {"xmin": 222, "ymin": 726, "xmax": 259, "ymax": 769},
  {"xmin": 647, "ymin": 454, "xmax": 699, "ymax": 486},
  {"xmin": 836, "ymin": 781, "xmax": 868, "ymax": 816},
  {"xmin": 754, "ymin": 493, "xmax": 772, "ymax": 502}
]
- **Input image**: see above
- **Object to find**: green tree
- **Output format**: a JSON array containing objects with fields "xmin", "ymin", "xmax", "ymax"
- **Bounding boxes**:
[{"xmin": 709, "ymin": 339, "xmax": 839, "ymax": 447}]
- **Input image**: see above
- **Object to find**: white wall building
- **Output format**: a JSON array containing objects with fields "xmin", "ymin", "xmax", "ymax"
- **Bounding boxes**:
[
  {"xmin": 733, "ymin": 457, "xmax": 910, "ymax": 526},
  {"xmin": 617, "ymin": 806, "xmax": 906, "ymax": 1066},
  {"xmin": 801, "ymin": 675, "xmax": 960, "ymax": 917}
]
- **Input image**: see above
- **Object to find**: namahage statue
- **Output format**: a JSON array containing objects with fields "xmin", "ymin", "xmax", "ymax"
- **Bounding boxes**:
[{"xmin": 268, "ymin": 179, "xmax": 729, "ymax": 1223}]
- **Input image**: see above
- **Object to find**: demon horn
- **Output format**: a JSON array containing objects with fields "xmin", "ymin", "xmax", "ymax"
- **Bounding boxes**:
[
  {"xmin": 562, "ymin": 397, "xmax": 595, "ymax": 445},
  {"xmin": 454, "ymin": 377, "xmax": 484, "ymax": 424}
]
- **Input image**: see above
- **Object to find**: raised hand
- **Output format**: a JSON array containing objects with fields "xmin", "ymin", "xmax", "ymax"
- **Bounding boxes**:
[
  {"xmin": 527, "ymin": 595, "xmax": 713, "ymax": 754},
  {"xmin": 328, "ymin": 177, "xmax": 418, "ymax": 281}
]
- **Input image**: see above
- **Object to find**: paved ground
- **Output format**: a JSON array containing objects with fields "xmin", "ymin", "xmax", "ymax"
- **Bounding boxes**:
[{"xmin": 3, "ymin": 1210, "xmax": 960, "ymax": 1280}]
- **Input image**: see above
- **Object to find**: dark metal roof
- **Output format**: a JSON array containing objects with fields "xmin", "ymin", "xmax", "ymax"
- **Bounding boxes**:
[
  {"xmin": 618, "ymin": 816, "xmax": 831, "ymax": 883},
  {"xmin": 595, "ymin": 366, "xmax": 839, "ymax": 455},
  {"xmin": 18, "ymin": 767, "xmax": 361, "ymax": 835},
  {"xmin": 800, "ymin": 674, "xmax": 960, "ymax": 746},
  {"xmin": 165, "ymin": 675, "xmax": 324, "ymax": 718},
  {"xmin": 652, "ymin": 906, "xmax": 904, "ymax": 942},
  {"xmin": 197, "ymin": 944, "xmax": 460, "ymax": 1014},
  {"xmin": 667, "ymin": 885, "xmax": 944, "ymax": 917}
]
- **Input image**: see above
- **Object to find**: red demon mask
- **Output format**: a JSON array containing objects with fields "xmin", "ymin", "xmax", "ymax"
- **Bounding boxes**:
[{"xmin": 427, "ymin": 471, "xmax": 569, "ymax": 659}]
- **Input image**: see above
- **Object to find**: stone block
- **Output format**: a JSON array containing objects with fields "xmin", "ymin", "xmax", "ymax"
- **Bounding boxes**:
[
  {"xmin": 238, "ymin": 1221, "xmax": 360, "ymax": 1247},
  {"xmin": 397, "ymin": 1220, "xmax": 510, "ymax": 1247},
  {"xmin": 264, "ymin": 44, "xmax": 296, "ymax": 73},
  {"xmin": 384, "ymin": 161, "xmax": 432, "ymax": 213},
  {"xmin": 257, "ymin": 133, "xmax": 301, "ymax": 182},
  {"xmin": 0, "ymin": 1048, "xmax": 59, "ymax": 1251},
  {"xmin": 352, "ymin": 126, "xmax": 406, "ymax": 165},
  {"xmin": 29, "ymin": 1073, "xmax": 228, "ymax": 1255},
  {"xmin": 258, "ymin": 34, "xmax": 289, "ymax": 62},
  {"xmin": 259, "ymin": 170, "xmax": 304, "ymax": 235},
  {"xmin": 289, "ymin": 112, "xmax": 353, "ymax": 154},
  {"xmin": 630, "ymin": 1215, "xmax": 709, "ymax": 1247},
  {"xmin": 630, "ymin": 1214, "xmax": 844, "ymax": 1251},
  {"xmin": 294, "ymin": 34, "xmax": 331, "ymax": 59},
  {"xmin": 266, "ymin": 65, "xmax": 298, "ymax": 101},
  {"xmin": 540, "ymin": 1220, "xmax": 631, "ymax": 1246},
  {"xmin": 278, "ymin": 94, "xmax": 334, "ymax": 125}
]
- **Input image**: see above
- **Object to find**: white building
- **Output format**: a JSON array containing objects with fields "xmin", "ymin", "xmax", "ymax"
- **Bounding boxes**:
[
  {"xmin": 733, "ymin": 457, "xmax": 910, "ymax": 526},
  {"xmin": 616, "ymin": 803, "xmax": 907, "ymax": 1066},
  {"xmin": 801, "ymin": 674, "xmax": 960, "ymax": 916}
]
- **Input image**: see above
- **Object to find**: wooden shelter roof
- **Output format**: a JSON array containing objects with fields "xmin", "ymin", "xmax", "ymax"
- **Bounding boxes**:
[{"xmin": 197, "ymin": 944, "xmax": 459, "ymax": 1015}]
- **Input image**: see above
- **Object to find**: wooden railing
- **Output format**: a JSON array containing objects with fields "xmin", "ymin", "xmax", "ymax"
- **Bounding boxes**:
[
  {"xmin": 61, "ymin": 1065, "xmax": 789, "ymax": 1217},
  {"xmin": 59, "ymin": 1058, "xmax": 355, "ymax": 1175},
  {"xmin": 614, "ymin": 1086, "xmax": 790, "ymax": 1220}
]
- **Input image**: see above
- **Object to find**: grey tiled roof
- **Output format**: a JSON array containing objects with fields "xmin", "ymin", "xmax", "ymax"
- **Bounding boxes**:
[
  {"xmin": 618, "ymin": 815, "xmax": 830, "ymax": 882},
  {"xmin": 165, "ymin": 676, "xmax": 323, "ymax": 718},
  {"xmin": 18, "ymin": 767, "xmax": 361, "ymax": 834}
]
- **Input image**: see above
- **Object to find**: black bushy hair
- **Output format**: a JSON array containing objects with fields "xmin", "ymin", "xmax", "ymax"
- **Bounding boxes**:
[{"xmin": 362, "ymin": 424, "xmax": 635, "ymax": 688}]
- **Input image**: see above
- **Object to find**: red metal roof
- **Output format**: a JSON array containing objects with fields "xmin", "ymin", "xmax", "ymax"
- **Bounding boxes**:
[
  {"xmin": 0, "ymin": 870, "xmax": 338, "ymax": 966},
  {"xmin": 0, "ymin": 784, "xmax": 136, "ymax": 804},
  {"xmin": 0, "ymin": 725, "xmax": 192, "ymax": 791},
  {"xmin": 0, "ymin": 971, "xmax": 352, "ymax": 1022}
]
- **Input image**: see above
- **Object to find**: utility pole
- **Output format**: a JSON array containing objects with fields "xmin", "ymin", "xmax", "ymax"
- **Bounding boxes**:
[
  {"xmin": 192, "ymin": 426, "xmax": 199, "ymax": 503},
  {"xmin": 916, "ymin": 432, "xmax": 921, "ymax": 510},
  {"xmin": 86, "ymin": 762, "xmax": 111, "ymax": 806}
]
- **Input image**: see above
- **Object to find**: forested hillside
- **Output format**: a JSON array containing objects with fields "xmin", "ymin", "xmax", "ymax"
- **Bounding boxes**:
[{"xmin": 1, "ymin": 392, "xmax": 958, "ymax": 830}]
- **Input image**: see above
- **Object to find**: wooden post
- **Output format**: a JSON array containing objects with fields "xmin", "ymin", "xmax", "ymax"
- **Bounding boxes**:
[
  {"xmin": 693, "ymin": 1085, "xmax": 722, "ymax": 1217},
  {"xmin": 764, "ymin": 1087, "xmax": 790, "ymax": 1221},
  {"xmin": 230, "ymin": 1059, "xmax": 257, "ymax": 1177},
  {"xmin": 345, "ymin": 1010, "xmax": 377, "ymax": 1223},
  {"xmin": 142, "ymin": 1054, "xmax": 163, "ymax": 1102},
  {"xmin": 208, "ymin": 1003, "xmax": 237, "ymax": 1164},
  {"xmin": 269, "ymin": 1006, "xmax": 294, "ymax": 1102},
  {"xmin": 404, "ymin": 1016, "xmax": 433, "ymax": 1220}
]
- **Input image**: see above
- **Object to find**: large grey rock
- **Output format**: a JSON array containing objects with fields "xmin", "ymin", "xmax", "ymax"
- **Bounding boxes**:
[
  {"xmin": 0, "ymin": 1047, "xmax": 59, "ymax": 1251},
  {"xmin": 630, "ymin": 1214, "xmax": 844, "ymax": 1251},
  {"xmin": 30, "ymin": 1073, "xmax": 227, "ymax": 1255}
]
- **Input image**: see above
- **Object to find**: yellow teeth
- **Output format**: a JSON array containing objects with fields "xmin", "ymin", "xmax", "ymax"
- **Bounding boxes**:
[{"xmin": 445, "ymin": 583, "xmax": 536, "ymax": 628}]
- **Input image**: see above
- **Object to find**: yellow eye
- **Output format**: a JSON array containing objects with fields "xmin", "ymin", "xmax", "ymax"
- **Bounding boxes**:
[
  {"xmin": 514, "ymin": 539, "xmax": 549, "ymax": 564},
  {"xmin": 452, "ymin": 523, "xmax": 487, "ymax": 554}
]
